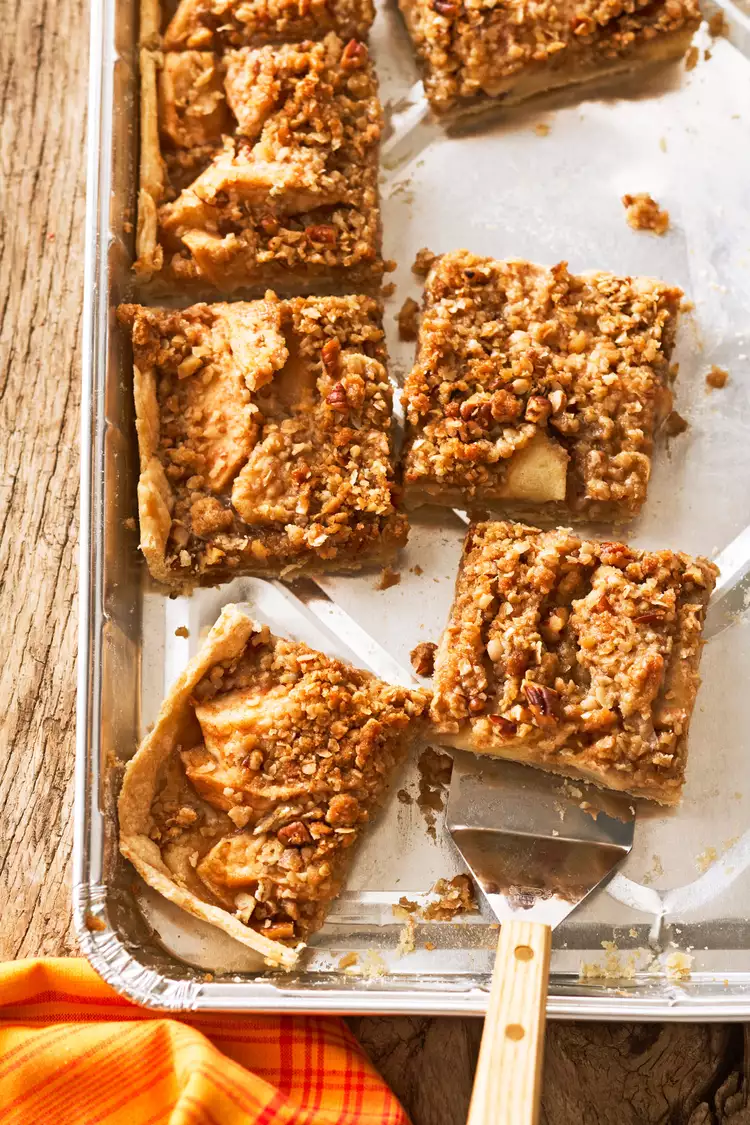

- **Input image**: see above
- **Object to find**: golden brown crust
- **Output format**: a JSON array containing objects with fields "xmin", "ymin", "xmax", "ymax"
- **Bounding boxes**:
[
  {"xmin": 135, "ymin": 33, "xmax": 383, "ymax": 295},
  {"xmin": 397, "ymin": 0, "xmax": 701, "ymax": 118},
  {"xmin": 431, "ymin": 521, "xmax": 718, "ymax": 804},
  {"xmin": 402, "ymin": 251, "xmax": 682, "ymax": 522},
  {"xmin": 119, "ymin": 604, "xmax": 430, "ymax": 959},
  {"xmin": 118, "ymin": 295, "xmax": 407, "ymax": 589},
  {"xmin": 162, "ymin": 0, "xmax": 374, "ymax": 49}
]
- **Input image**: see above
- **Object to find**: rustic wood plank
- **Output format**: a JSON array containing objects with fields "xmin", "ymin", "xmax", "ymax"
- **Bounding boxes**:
[{"xmin": 0, "ymin": 0, "xmax": 87, "ymax": 960}]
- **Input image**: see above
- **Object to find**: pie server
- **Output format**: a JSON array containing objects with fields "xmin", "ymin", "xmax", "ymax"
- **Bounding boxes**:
[{"xmin": 446, "ymin": 751, "xmax": 635, "ymax": 1125}]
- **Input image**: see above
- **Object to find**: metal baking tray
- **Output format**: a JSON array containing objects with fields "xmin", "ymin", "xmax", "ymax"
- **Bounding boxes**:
[{"xmin": 75, "ymin": 0, "xmax": 750, "ymax": 1017}]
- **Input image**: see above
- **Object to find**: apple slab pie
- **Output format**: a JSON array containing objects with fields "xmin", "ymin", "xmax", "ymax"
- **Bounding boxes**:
[
  {"xmin": 402, "ymin": 251, "xmax": 682, "ymax": 522},
  {"xmin": 118, "ymin": 293, "xmax": 406, "ymax": 589},
  {"xmin": 136, "ymin": 32, "xmax": 384, "ymax": 295},
  {"xmin": 431, "ymin": 522, "xmax": 717, "ymax": 804},
  {"xmin": 119, "ymin": 604, "xmax": 431, "ymax": 965},
  {"xmin": 396, "ymin": 0, "xmax": 700, "ymax": 122}
]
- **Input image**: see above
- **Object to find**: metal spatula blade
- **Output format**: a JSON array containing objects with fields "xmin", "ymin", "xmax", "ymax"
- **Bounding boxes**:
[
  {"xmin": 447, "ymin": 751, "xmax": 635, "ymax": 1125},
  {"xmin": 447, "ymin": 751, "xmax": 635, "ymax": 928}
]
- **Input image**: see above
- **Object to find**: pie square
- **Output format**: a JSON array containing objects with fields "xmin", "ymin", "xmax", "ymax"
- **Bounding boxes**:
[
  {"xmin": 118, "ymin": 293, "xmax": 407, "ymax": 589},
  {"xmin": 396, "ymin": 0, "xmax": 700, "ymax": 121},
  {"xmin": 431, "ymin": 521, "xmax": 718, "ymax": 805},
  {"xmin": 119, "ymin": 604, "xmax": 431, "ymax": 965},
  {"xmin": 402, "ymin": 251, "xmax": 682, "ymax": 522},
  {"xmin": 135, "ymin": 33, "xmax": 384, "ymax": 295},
  {"xmin": 158, "ymin": 0, "xmax": 375, "ymax": 51}
]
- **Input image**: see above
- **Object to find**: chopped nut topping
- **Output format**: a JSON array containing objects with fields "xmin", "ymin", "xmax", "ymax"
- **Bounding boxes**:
[
  {"xmin": 118, "ymin": 296, "xmax": 407, "ymax": 587},
  {"xmin": 622, "ymin": 193, "xmax": 670, "ymax": 236},
  {"xmin": 163, "ymin": 0, "xmax": 374, "ymax": 50},
  {"xmin": 402, "ymin": 251, "xmax": 682, "ymax": 521},
  {"xmin": 431, "ymin": 521, "xmax": 718, "ymax": 805},
  {"xmin": 410, "ymin": 641, "xmax": 437, "ymax": 677},
  {"xmin": 397, "ymin": 0, "xmax": 700, "ymax": 118}
]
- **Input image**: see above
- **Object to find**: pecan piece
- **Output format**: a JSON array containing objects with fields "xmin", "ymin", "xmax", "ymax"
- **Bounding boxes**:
[
  {"xmin": 341, "ymin": 39, "xmax": 367, "ymax": 69},
  {"xmin": 633, "ymin": 610, "xmax": 666, "ymax": 625},
  {"xmin": 410, "ymin": 641, "xmax": 437, "ymax": 677},
  {"xmin": 262, "ymin": 922, "xmax": 296, "ymax": 941},
  {"xmin": 326, "ymin": 382, "xmax": 348, "ymax": 411},
  {"xmin": 523, "ymin": 682, "xmax": 560, "ymax": 728},
  {"xmin": 305, "ymin": 223, "xmax": 337, "ymax": 245},
  {"xmin": 277, "ymin": 820, "xmax": 312, "ymax": 847},
  {"xmin": 432, "ymin": 0, "xmax": 458, "ymax": 11},
  {"xmin": 524, "ymin": 395, "xmax": 552, "ymax": 425},
  {"xmin": 489, "ymin": 715, "xmax": 517, "ymax": 736},
  {"xmin": 321, "ymin": 336, "xmax": 341, "ymax": 375}
]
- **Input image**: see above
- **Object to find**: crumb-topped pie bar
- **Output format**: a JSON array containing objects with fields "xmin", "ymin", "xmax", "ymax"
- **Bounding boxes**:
[
  {"xmin": 119, "ymin": 605, "xmax": 431, "ymax": 965},
  {"xmin": 397, "ymin": 0, "xmax": 700, "ymax": 121},
  {"xmin": 118, "ymin": 294, "xmax": 406, "ymax": 588},
  {"xmin": 431, "ymin": 521, "xmax": 717, "ymax": 804},
  {"xmin": 136, "ymin": 33, "xmax": 383, "ymax": 295},
  {"xmin": 402, "ymin": 251, "xmax": 681, "ymax": 522},
  {"xmin": 156, "ymin": 0, "xmax": 374, "ymax": 51}
]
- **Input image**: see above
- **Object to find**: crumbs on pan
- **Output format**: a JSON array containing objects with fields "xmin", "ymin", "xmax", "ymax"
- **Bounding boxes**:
[
  {"xmin": 410, "ymin": 641, "xmax": 437, "ymax": 677},
  {"xmin": 397, "ymin": 296, "xmax": 420, "ymax": 340},
  {"xmin": 664, "ymin": 410, "xmax": 689, "ymax": 436},
  {"xmin": 705, "ymin": 365, "xmax": 728, "ymax": 390},
  {"xmin": 175, "ymin": 625, "xmax": 189, "ymax": 638},
  {"xmin": 376, "ymin": 566, "xmax": 401, "ymax": 590},
  {"xmin": 622, "ymin": 193, "xmax": 670, "ymax": 235}
]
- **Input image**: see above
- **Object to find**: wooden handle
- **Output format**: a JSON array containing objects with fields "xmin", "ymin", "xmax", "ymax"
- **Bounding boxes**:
[{"xmin": 467, "ymin": 920, "xmax": 552, "ymax": 1125}]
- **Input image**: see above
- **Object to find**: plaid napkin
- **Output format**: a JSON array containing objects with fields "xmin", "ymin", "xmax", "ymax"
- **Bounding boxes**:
[{"xmin": 0, "ymin": 959, "xmax": 407, "ymax": 1124}]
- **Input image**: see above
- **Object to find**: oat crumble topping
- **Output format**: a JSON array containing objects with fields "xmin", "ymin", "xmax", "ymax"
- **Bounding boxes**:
[
  {"xmin": 402, "ymin": 250, "xmax": 682, "ymax": 521},
  {"xmin": 162, "ymin": 0, "xmax": 374, "ymax": 50},
  {"xmin": 431, "ymin": 521, "xmax": 717, "ymax": 804},
  {"xmin": 397, "ymin": 0, "xmax": 700, "ymax": 118},
  {"xmin": 118, "ymin": 294, "xmax": 407, "ymax": 587},
  {"xmin": 147, "ymin": 618, "xmax": 430, "ymax": 945},
  {"xmin": 139, "ymin": 33, "xmax": 383, "ymax": 293},
  {"xmin": 622, "ymin": 193, "xmax": 670, "ymax": 236}
]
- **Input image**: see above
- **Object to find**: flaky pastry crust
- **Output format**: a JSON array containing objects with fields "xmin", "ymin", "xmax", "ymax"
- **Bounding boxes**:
[{"xmin": 119, "ymin": 604, "xmax": 430, "ymax": 963}]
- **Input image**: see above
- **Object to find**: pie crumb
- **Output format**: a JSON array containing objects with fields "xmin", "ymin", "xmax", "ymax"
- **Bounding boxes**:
[
  {"xmin": 533, "ymin": 123, "xmax": 550, "ymax": 137},
  {"xmin": 397, "ymin": 296, "xmax": 420, "ymax": 340},
  {"xmin": 622, "ymin": 192, "xmax": 670, "ymax": 235},
  {"xmin": 381, "ymin": 282, "xmax": 397, "ymax": 298},
  {"xmin": 695, "ymin": 846, "xmax": 717, "ymax": 873},
  {"xmin": 708, "ymin": 11, "xmax": 727, "ymax": 36},
  {"xmin": 338, "ymin": 951, "xmax": 359, "ymax": 970},
  {"xmin": 412, "ymin": 247, "xmax": 436, "ymax": 276},
  {"xmin": 376, "ymin": 566, "xmax": 401, "ymax": 590},
  {"xmin": 175, "ymin": 626, "xmax": 189, "ymax": 638},
  {"xmin": 664, "ymin": 409, "xmax": 689, "ymax": 436},
  {"xmin": 705, "ymin": 365, "xmax": 728, "ymax": 390},
  {"xmin": 664, "ymin": 951, "xmax": 693, "ymax": 981},
  {"xmin": 123, "ymin": 516, "xmax": 137, "ymax": 531},
  {"xmin": 410, "ymin": 641, "xmax": 437, "ymax": 677},
  {"xmin": 84, "ymin": 913, "xmax": 107, "ymax": 932},
  {"xmin": 685, "ymin": 44, "xmax": 699, "ymax": 70},
  {"xmin": 423, "ymin": 874, "xmax": 477, "ymax": 920}
]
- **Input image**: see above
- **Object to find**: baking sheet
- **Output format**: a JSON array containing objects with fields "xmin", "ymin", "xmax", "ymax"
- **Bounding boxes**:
[{"xmin": 75, "ymin": 0, "xmax": 750, "ymax": 1015}]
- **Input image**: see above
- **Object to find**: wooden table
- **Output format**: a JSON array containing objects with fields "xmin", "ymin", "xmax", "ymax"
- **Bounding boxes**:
[{"xmin": 2, "ymin": 2, "xmax": 747, "ymax": 1121}]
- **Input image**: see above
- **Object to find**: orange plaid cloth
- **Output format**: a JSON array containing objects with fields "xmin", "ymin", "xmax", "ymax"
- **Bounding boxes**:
[{"xmin": 0, "ymin": 959, "xmax": 408, "ymax": 1125}]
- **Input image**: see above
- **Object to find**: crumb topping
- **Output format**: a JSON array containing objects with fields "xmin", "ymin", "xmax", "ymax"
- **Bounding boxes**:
[
  {"xmin": 146, "ymin": 33, "xmax": 383, "ymax": 291},
  {"xmin": 432, "ymin": 521, "xmax": 717, "ymax": 803},
  {"xmin": 402, "ymin": 251, "xmax": 682, "ymax": 519},
  {"xmin": 119, "ymin": 294, "xmax": 407, "ymax": 584},
  {"xmin": 148, "ymin": 622, "xmax": 430, "ymax": 943},
  {"xmin": 163, "ymin": 0, "xmax": 374, "ymax": 50},
  {"xmin": 399, "ymin": 0, "xmax": 700, "ymax": 115},
  {"xmin": 705, "ymin": 365, "xmax": 728, "ymax": 390},
  {"xmin": 622, "ymin": 193, "xmax": 670, "ymax": 235},
  {"xmin": 410, "ymin": 641, "xmax": 437, "ymax": 677}
]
